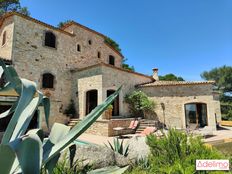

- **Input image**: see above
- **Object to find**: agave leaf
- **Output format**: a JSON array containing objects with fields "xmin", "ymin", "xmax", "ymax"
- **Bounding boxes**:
[
  {"xmin": 43, "ymin": 86, "xmax": 121, "ymax": 164},
  {"xmin": 41, "ymin": 96, "xmax": 50, "ymax": 128},
  {"xmin": 119, "ymin": 139, "xmax": 124, "ymax": 154},
  {"xmin": 0, "ymin": 99, "xmax": 18, "ymax": 119},
  {"xmin": 87, "ymin": 166, "xmax": 129, "ymax": 174},
  {"xmin": 0, "ymin": 60, "xmax": 22, "ymax": 94},
  {"xmin": 124, "ymin": 144, "xmax": 129, "ymax": 157},
  {"xmin": 0, "ymin": 144, "xmax": 16, "ymax": 174},
  {"xmin": 43, "ymin": 123, "xmax": 70, "ymax": 172},
  {"xmin": 26, "ymin": 128, "xmax": 44, "ymax": 142},
  {"xmin": 69, "ymin": 144, "xmax": 76, "ymax": 168},
  {"xmin": 107, "ymin": 140, "xmax": 114, "ymax": 151},
  {"xmin": 1, "ymin": 78, "xmax": 37, "ymax": 144},
  {"xmin": 15, "ymin": 134, "xmax": 42, "ymax": 174},
  {"xmin": 45, "ymin": 153, "xmax": 60, "ymax": 174},
  {"xmin": 10, "ymin": 92, "xmax": 43, "ymax": 141}
]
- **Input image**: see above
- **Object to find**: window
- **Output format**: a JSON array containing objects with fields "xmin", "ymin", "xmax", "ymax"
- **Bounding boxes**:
[
  {"xmin": 97, "ymin": 51, "xmax": 101, "ymax": 58},
  {"xmin": 109, "ymin": 55, "xmax": 115, "ymax": 65},
  {"xmin": 2, "ymin": 31, "xmax": 6, "ymax": 46},
  {"xmin": 42, "ymin": 73, "xmax": 55, "ymax": 88},
  {"xmin": 88, "ymin": 40, "xmax": 92, "ymax": 45},
  {"xmin": 44, "ymin": 31, "xmax": 56, "ymax": 48},
  {"xmin": 77, "ymin": 44, "xmax": 81, "ymax": 52}
]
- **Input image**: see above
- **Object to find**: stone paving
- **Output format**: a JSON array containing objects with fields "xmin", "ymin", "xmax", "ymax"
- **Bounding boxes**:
[{"xmin": 78, "ymin": 126, "xmax": 232, "ymax": 146}]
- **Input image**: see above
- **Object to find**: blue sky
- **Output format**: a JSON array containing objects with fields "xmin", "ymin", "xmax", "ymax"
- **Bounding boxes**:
[{"xmin": 20, "ymin": 0, "xmax": 232, "ymax": 80}]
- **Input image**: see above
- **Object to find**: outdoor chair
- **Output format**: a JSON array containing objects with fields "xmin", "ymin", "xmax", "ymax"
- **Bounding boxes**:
[{"xmin": 113, "ymin": 120, "xmax": 139, "ymax": 137}]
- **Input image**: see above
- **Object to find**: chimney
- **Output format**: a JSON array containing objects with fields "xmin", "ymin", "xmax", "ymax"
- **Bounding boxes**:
[{"xmin": 152, "ymin": 68, "xmax": 159, "ymax": 81}]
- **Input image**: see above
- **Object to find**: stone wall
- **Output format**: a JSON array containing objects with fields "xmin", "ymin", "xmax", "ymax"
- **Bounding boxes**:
[
  {"xmin": 0, "ymin": 14, "xmax": 124, "ymax": 127},
  {"xmin": 63, "ymin": 24, "xmax": 123, "ymax": 69},
  {"xmin": 73, "ymin": 65, "xmax": 153, "ymax": 118},
  {"xmin": 102, "ymin": 65, "xmax": 153, "ymax": 116},
  {"xmin": 82, "ymin": 118, "xmax": 134, "ymax": 136},
  {"xmin": 139, "ymin": 84, "xmax": 220, "ymax": 130},
  {"xmin": 0, "ymin": 16, "xmax": 14, "ymax": 60},
  {"xmin": 84, "ymin": 120, "xmax": 109, "ymax": 136}
]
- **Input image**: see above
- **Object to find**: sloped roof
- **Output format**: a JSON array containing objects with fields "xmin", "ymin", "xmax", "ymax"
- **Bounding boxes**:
[
  {"xmin": 137, "ymin": 80, "xmax": 215, "ymax": 87},
  {"xmin": 0, "ymin": 12, "xmax": 123, "ymax": 58},
  {"xmin": 0, "ymin": 12, "xmax": 74, "ymax": 36},
  {"xmin": 71, "ymin": 63, "xmax": 154, "ymax": 80}
]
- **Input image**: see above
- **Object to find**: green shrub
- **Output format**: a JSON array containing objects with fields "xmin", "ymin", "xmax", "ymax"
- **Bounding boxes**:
[
  {"xmin": 125, "ymin": 91, "xmax": 156, "ymax": 118},
  {"xmin": 127, "ymin": 129, "xmax": 227, "ymax": 174},
  {"xmin": 64, "ymin": 99, "xmax": 77, "ymax": 118}
]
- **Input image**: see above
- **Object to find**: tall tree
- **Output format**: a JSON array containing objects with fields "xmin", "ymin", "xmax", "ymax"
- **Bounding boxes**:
[
  {"xmin": 105, "ymin": 37, "xmax": 135, "ymax": 71},
  {"xmin": 201, "ymin": 66, "xmax": 232, "ymax": 120},
  {"xmin": 201, "ymin": 66, "xmax": 232, "ymax": 95},
  {"xmin": 0, "ymin": 0, "xmax": 29, "ymax": 16},
  {"xmin": 159, "ymin": 73, "xmax": 184, "ymax": 81}
]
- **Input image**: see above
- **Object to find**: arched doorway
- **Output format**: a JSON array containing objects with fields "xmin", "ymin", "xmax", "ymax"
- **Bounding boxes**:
[
  {"xmin": 107, "ymin": 90, "xmax": 119, "ymax": 116},
  {"xmin": 86, "ymin": 90, "xmax": 98, "ymax": 115},
  {"xmin": 185, "ymin": 103, "xmax": 207, "ymax": 129}
]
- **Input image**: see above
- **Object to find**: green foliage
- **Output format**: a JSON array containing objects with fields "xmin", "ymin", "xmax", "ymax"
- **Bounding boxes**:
[
  {"xmin": 107, "ymin": 104, "xmax": 113, "ymax": 110},
  {"xmin": 159, "ymin": 73, "xmax": 184, "ymax": 81},
  {"xmin": 146, "ymin": 129, "xmax": 225, "ymax": 174},
  {"xmin": 221, "ymin": 102, "xmax": 232, "ymax": 120},
  {"xmin": 0, "ymin": 59, "xmax": 122, "ymax": 174},
  {"xmin": 57, "ymin": 20, "xmax": 72, "ymax": 28},
  {"xmin": 122, "ymin": 58, "xmax": 135, "ymax": 71},
  {"xmin": 201, "ymin": 65, "xmax": 232, "ymax": 94},
  {"xmin": 104, "ymin": 37, "xmax": 135, "ymax": 71},
  {"xmin": 125, "ymin": 91, "xmax": 156, "ymax": 117},
  {"xmin": 105, "ymin": 37, "xmax": 121, "ymax": 52},
  {"xmin": 64, "ymin": 99, "xmax": 77, "ymax": 118},
  {"xmin": 0, "ymin": 0, "xmax": 30, "ymax": 16},
  {"xmin": 105, "ymin": 138, "xmax": 129, "ymax": 157},
  {"xmin": 201, "ymin": 66, "xmax": 232, "ymax": 120},
  {"xmin": 127, "ymin": 129, "xmax": 228, "ymax": 174}
]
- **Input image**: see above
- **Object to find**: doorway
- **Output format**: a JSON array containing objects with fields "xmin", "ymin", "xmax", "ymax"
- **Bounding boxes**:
[
  {"xmin": 185, "ymin": 103, "xmax": 207, "ymax": 129},
  {"xmin": 86, "ymin": 90, "xmax": 98, "ymax": 115},
  {"xmin": 107, "ymin": 90, "xmax": 119, "ymax": 116}
]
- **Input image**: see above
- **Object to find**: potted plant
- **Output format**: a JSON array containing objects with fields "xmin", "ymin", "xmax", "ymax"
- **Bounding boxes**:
[{"xmin": 105, "ymin": 104, "xmax": 113, "ymax": 119}]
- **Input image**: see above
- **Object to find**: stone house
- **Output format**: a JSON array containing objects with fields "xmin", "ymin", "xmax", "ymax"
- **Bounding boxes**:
[{"xmin": 0, "ymin": 12, "xmax": 221, "ymax": 136}]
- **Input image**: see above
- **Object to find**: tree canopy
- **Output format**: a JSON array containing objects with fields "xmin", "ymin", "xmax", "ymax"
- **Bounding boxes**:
[
  {"xmin": 104, "ymin": 37, "xmax": 135, "ymax": 71},
  {"xmin": 201, "ymin": 66, "xmax": 232, "ymax": 120},
  {"xmin": 104, "ymin": 37, "xmax": 121, "ymax": 52},
  {"xmin": 159, "ymin": 73, "xmax": 184, "ymax": 81},
  {"xmin": 201, "ymin": 65, "xmax": 232, "ymax": 95},
  {"xmin": 0, "ymin": 0, "xmax": 29, "ymax": 16}
]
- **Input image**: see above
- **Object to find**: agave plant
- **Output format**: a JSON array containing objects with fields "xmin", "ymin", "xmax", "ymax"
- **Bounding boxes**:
[
  {"xmin": 0, "ymin": 59, "xmax": 125, "ymax": 174},
  {"xmin": 106, "ymin": 138, "xmax": 129, "ymax": 157}
]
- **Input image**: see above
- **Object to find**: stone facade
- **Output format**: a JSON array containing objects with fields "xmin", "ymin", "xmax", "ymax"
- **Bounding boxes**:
[
  {"xmin": 138, "ymin": 84, "xmax": 220, "ymax": 130},
  {"xmin": 0, "ymin": 13, "xmax": 124, "ymax": 128},
  {"xmin": 0, "ymin": 12, "xmax": 221, "ymax": 134}
]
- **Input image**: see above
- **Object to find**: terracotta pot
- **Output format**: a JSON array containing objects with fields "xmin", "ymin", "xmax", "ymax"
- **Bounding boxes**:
[{"xmin": 105, "ymin": 108, "xmax": 112, "ymax": 120}]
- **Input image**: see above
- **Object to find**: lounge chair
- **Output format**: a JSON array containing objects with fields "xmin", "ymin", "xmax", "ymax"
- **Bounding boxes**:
[{"xmin": 113, "ymin": 120, "xmax": 139, "ymax": 136}]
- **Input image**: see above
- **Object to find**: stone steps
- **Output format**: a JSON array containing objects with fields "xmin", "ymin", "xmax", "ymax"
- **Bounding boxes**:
[
  {"xmin": 67, "ymin": 118, "xmax": 80, "ymax": 128},
  {"xmin": 136, "ymin": 119, "xmax": 159, "ymax": 134}
]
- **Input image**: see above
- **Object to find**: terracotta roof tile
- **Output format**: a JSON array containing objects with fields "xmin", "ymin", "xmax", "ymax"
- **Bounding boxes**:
[
  {"xmin": 137, "ymin": 80, "xmax": 215, "ymax": 87},
  {"xmin": 71, "ymin": 63, "xmax": 154, "ymax": 80},
  {"xmin": 0, "ymin": 12, "xmax": 74, "ymax": 36},
  {"xmin": 0, "ymin": 12, "xmax": 124, "ymax": 58}
]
